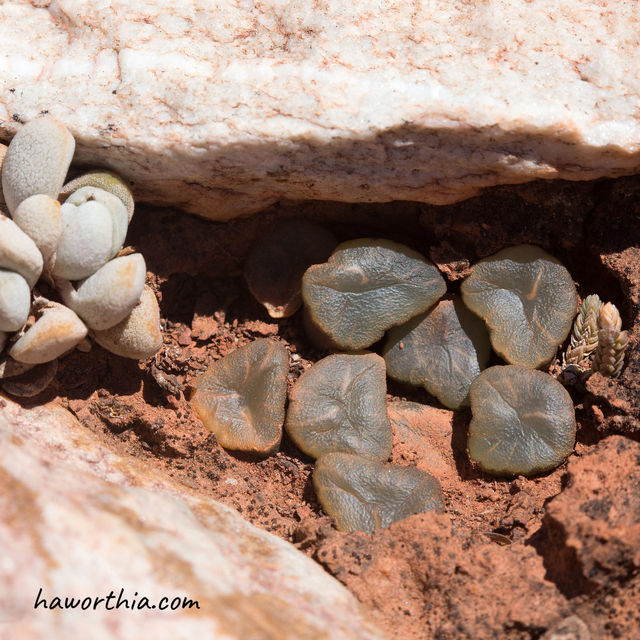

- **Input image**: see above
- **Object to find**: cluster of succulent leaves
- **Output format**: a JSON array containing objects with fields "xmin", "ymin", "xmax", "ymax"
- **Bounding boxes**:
[
  {"xmin": 193, "ymin": 224, "xmax": 604, "ymax": 533},
  {"xmin": 0, "ymin": 118, "xmax": 162, "ymax": 396},
  {"xmin": 192, "ymin": 341, "xmax": 445, "ymax": 533}
]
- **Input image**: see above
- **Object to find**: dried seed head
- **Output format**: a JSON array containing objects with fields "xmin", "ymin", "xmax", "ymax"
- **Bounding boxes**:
[
  {"xmin": 12, "ymin": 194, "xmax": 62, "ymax": 272},
  {"xmin": 59, "ymin": 253, "xmax": 146, "ymax": 330},
  {"xmin": 564, "ymin": 294, "xmax": 602, "ymax": 367},
  {"xmin": 598, "ymin": 302, "xmax": 622, "ymax": 332},
  {"xmin": 592, "ymin": 328, "xmax": 629, "ymax": 378},
  {"xmin": 2, "ymin": 117, "xmax": 75, "ymax": 214},
  {"xmin": 52, "ymin": 199, "xmax": 115, "ymax": 280},
  {"xmin": 9, "ymin": 300, "xmax": 87, "ymax": 364},
  {"xmin": 93, "ymin": 286, "xmax": 163, "ymax": 360},
  {"xmin": 60, "ymin": 170, "xmax": 134, "ymax": 222},
  {"xmin": 591, "ymin": 301, "xmax": 628, "ymax": 378},
  {"xmin": 0, "ymin": 215, "xmax": 44, "ymax": 288},
  {"xmin": 0, "ymin": 269, "xmax": 31, "ymax": 332}
]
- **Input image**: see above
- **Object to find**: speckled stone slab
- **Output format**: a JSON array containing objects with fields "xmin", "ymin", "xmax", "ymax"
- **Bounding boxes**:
[
  {"xmin": 1, "ymin": 1, "xmax": 639, "ymax": 219},
  {"xmin": 0, "ymin": 398, "xmax": 386, "ymax": 640}
]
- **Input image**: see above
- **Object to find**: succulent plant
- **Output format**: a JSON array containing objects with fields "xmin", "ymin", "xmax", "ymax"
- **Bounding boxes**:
[
  {"xmin": 59, "ymin": 253, "xmax": 147, "ymax": 330},
  {"xmin": 0, "ymin": 117, "xmax": 161, "ymax": 398},
  {"xmin": 1, "ymin": 117, "xmax": 75, "ymax": 215},
  {"xmin": 285, "ymin": 353, "xmax": 392, "ymax": 461},
  {"xmin": 0, "ymin": 356, "xmax": 34, "ymax": 379},
  {"xmin": 303, "ymin": 239, "xmax": 447, "ymax": 350},
  {"xmin": 64, "ymin": 185, "xmax": 129, "ymax": 256},
  {"xmin": 313, "ymin": 452, "xmax": 445, "ymax": 533},
  {"xmin": 0, "ymin": 215, "xmax": 43, "ymax": 288},
  {"xmin": 468, "ymin": 365, "xmax": 576, "ymax": 477},
  {"xmin": 244, "ymin": 219, "xmax": 337, "ymax": 318},
  {"xmin": 60, "ymin": 170, "xmax": 135, "ymax": 222},
  {"xmin": 12, "ymin": 194, "xmax": 62, "ymax": 273},
  {"xmin": 9, "ymin": 300, "xmax": 87, "ymax": 364},
  {"xmin": 52, "ymin": 198, "xmax": 119, "ymax": 281},
  {"xmin": 93, "ymin": 286, "xmax": 163, "ymax": 360},
  {"xmin": 383, "ymin": 297, "xmax": 491, "ymax": 410},
  {"xmin": 0, "ymin": 269, "xmax": 31, "ymax": 332},
  {"xmin": 461, "ymin": 245, "xmax": 577, "ymax": 369},
  {"xmin": 1, "ymin": 359, "xmax": 58, "ymax": 398},
  {"xmin": 191, "ymin": 339, "xmax": 289, "ymax": 454}
]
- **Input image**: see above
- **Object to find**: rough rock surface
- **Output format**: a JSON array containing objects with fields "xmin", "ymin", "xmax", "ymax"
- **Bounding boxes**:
[
  {"xmin": 313, "ymin": 512, "xmax": 569, "ymax": 640},
  {"xmin": 2, "ymin": 1, "xmax": 640, "ymax": 219},
  {"xmin": 532, "ymin": 436, "xmax": 640, "ymax": 639},
  {"xmin": 0, "ymin": 397, "xmax": 385, "ymax": 640}
]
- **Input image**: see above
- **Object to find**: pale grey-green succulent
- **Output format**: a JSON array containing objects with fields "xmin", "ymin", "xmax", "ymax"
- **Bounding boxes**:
[
  {"xmin": 0, "ymin": 215, "xmax": 43, "ymax": 288},
  {"xmin": 0, "ymin": 117, "xmax": 161, "ymax": 390},
  {"xmin": 2, "ymin": 117, "xmax": 75, "ymax": 215},
  {"xmin": 468, "ymin": 365, "xmax": 576, "ymax": 477},
  {"xmin": 461, "ymin": 245, "xmax": 577, "ymax": 369},
  {"xmin": 59, "ymin": 253, "xmax": 147, "ymax": 331},
  {"xmin": 9, "ymin": 300, "xmax": 87, "ymax": 364},
  {"xmin": 313, "ymin": 452, "xmax": 445, "ymax": 533},
  {"xmin": 0, "ymin": 269, "xmax": 31, "ymax": 333},
  {"xmin": 303, "ymin": 239, "xmax": 446, "ymax": 350},
  {"xmin": 191, "ymin": 339, "xmax": 289, "ymax": 455},
  {"xmin": 12, "ymin": 194, "xmax": 62, "ymax": 272},
  {"xmin": 93, "ymin": 286, "xmax": 163, "ymax": 360},
  {"xmin": 285, "ymin": 353, "xmax": 393, "ymax": 461}
]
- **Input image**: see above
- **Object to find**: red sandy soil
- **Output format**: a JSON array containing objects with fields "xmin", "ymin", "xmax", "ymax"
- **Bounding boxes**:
[{"xmin": 14, "ymin": 175, "xmax": 640, "ymax": 639}]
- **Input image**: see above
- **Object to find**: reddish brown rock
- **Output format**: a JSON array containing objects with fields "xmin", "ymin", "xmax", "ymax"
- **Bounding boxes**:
[
  {"xmin": 537, "ymin": 436, "xmax": 640, "ymax": 589},
  {"xmin": 314, "ymin": 512, "xmax": 568, "ymax": 640},
  {"xmin": 387, "ymin": 401, "xmax": 457, "ymax": 485},
  {"xmin": 0, "ymin": 398, "xmax": 387, "ymax": 640},
  {"xmin": 533, "ymin": 436, "xmax": 640, "ymax": 638}
]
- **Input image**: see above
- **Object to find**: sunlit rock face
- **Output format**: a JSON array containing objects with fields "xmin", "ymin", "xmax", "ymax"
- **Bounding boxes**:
[
  {"xmin": 1, "ymin": 1, "xmax": 639, "ymax": 220},
  {"xmin": 0, "ymin": 399, "xmax": 386, "ymax": 640}
]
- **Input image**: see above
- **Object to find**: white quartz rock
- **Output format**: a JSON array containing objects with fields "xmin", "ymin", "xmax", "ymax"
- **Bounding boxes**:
[
  {"xmin": 2, "ymin": 1, "xmax": 640, "ymax": 220},
  {"xmin": 93, "ymin": 285, "xmax": 162, "ymax": 360},
  {"xmin": 0, "ymin": 269, "xmax": 30, "ymax": 332},
  {"xmin": 1, "ymin": 117, "xmax": 74, "ymax": 215},
  {"xmin": 12, "ymin": 194, "xmax": 62, "ymax": 271},
  {"xmin": 52, "ymin": 200, "xmax": 115, "ymax": 280},
  {"xmin": 9, "ymin": 301, "xmax": 87, "ymax": 364},
  {"xmin": 0, "ymin": 215, "xmax": 43, "ymax": 288},
  {"xmin": 65, "ymin": 185, "xmax": 129, "ymax": 256},
  {"xmin": 59, "ymin": 253, "xmax": 147, "ymax": 330},
  {"xmin": 0, "ymin": 398, "xmax": 386, "ymax": 640}
]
